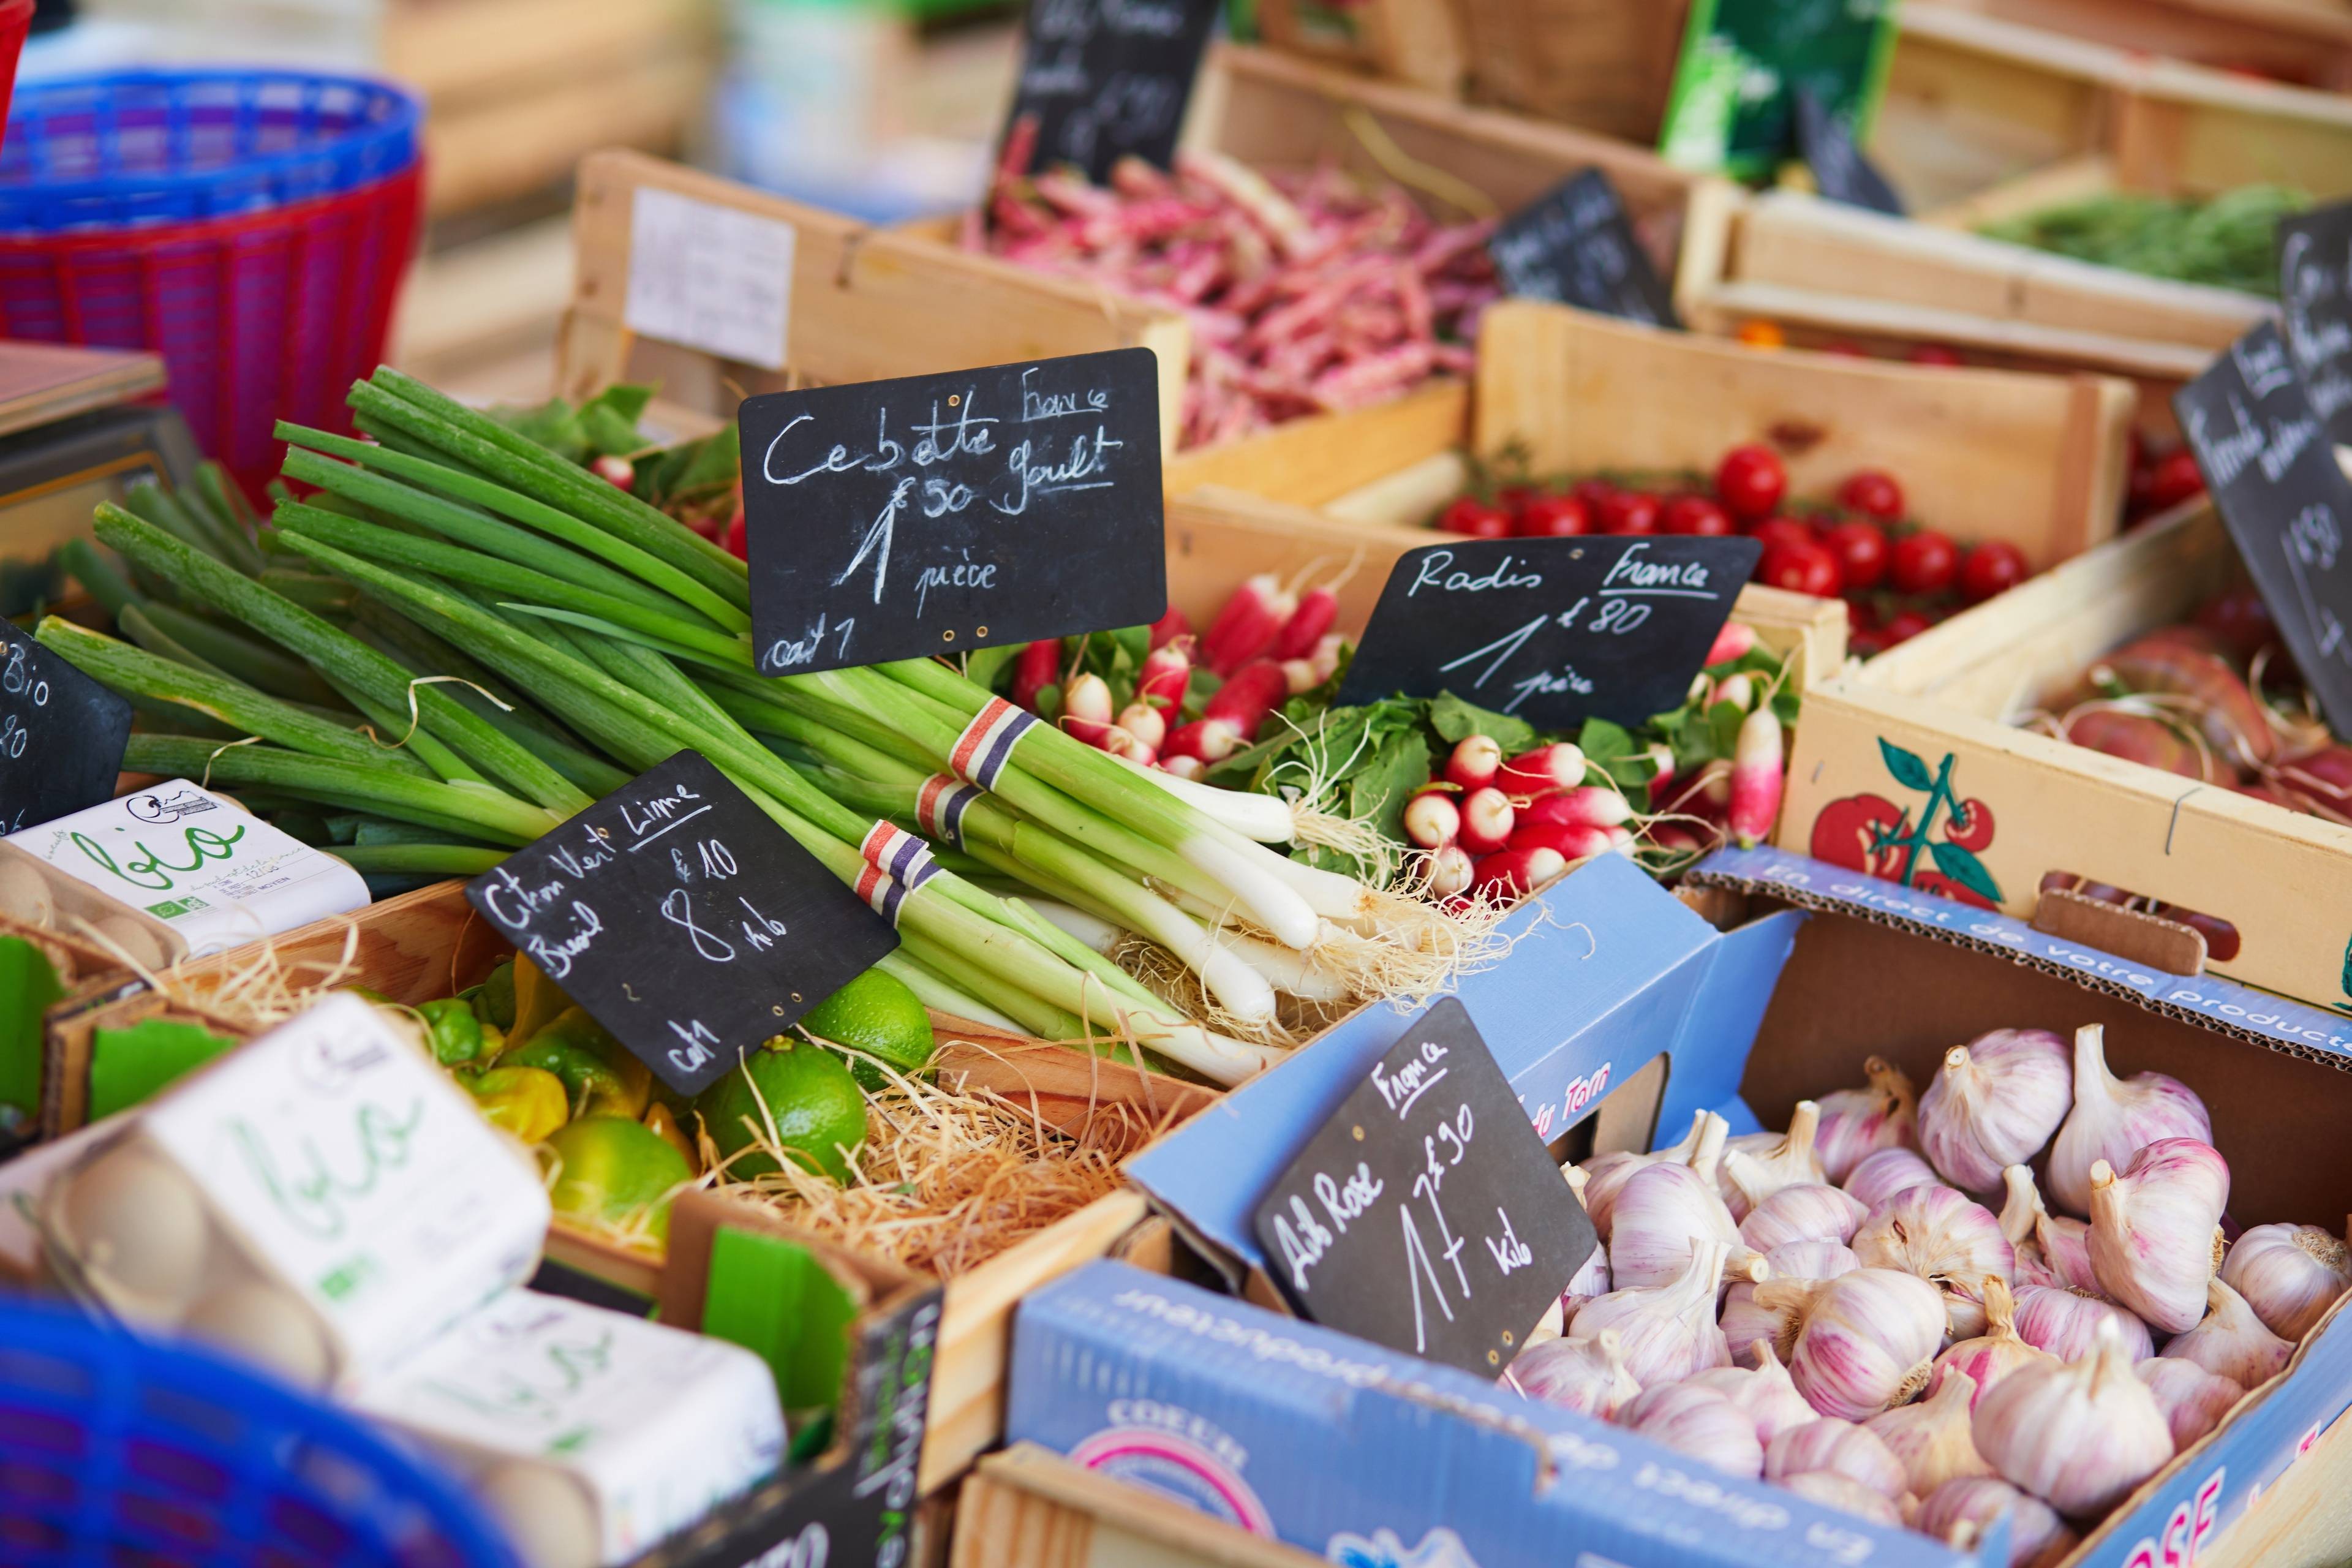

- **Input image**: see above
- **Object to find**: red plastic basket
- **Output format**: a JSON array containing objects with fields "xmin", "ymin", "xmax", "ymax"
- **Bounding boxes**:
[
  {"xmin": 0, "ymin": 0, "xmax": 29, "ymax": 147},
  {"xmin": 0, "ymin": 160, "xmax": 421, "ymax": 495}
]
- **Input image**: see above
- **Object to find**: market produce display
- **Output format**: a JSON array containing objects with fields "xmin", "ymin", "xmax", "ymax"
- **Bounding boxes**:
[{"xmin": 1979, "ymin": 186, "xmax": 2310, "ymax": 298}]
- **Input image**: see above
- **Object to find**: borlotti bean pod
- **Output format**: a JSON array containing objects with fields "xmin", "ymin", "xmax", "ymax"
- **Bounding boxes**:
[{"xmin": 37, "ymin": 993, "xmax": 550, "ymax": 1390}]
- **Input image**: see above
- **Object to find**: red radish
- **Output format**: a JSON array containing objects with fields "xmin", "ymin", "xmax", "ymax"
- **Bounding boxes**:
[
  {"xmin": 1705, "ymin": 620, "xmax": 1757, "ymax": 668},
  {"xmin": 1117, "ymin": 701, "xmax": 1167, "ymax": 752},
  {"xmin": 1456, "ymin": 787, "xmax": 1515, "ymax": 854},
  {"xmin": 1526, "ymin": 786, "xmax": 1634, "ymax": 831},
  {"xmin": 1605, "ymin": 827, "xmax": 1635, "ymax": 853},
  {"xmin": 722, "ymin": 509, "xmax": 748, "ymax": 562},
  {"xmin": 1014, "ymin": 639, "xmax": 1061, "ymax": 710},
  {"xmin": 1137, "ymin": 641, "xmax": 1191, "ymax": 710},
  {"xmin": 1102, "ymin": 729, "xmax": 1156, "ymax": 766},
  {"xmin": 1163, "ymin": 755, "xmax": 1205, "ymax": 782},
  {"xmin": 591, "ymin": 454, "xmax": 635, "ymax": 489},
  {"xmin": 1268, "ymin": 584, "xmax": 1338, "ymax": 662},
  {"xmin": 1425, "ymin": 846, "xmax": 1475, "ymax": 899},
  {"xmin": 1403, "ymin": 790, "xmax": 1461, "ymax": 850},
  {"xmin": 1444, "ymin": 734, "xmax": 1502, "ymax": 791},
  {"xmin": 1061, "ymin": 673, "xmax": 1117, "ymax": 747},
  {"xmin": 1202, "ymin": 574, "xmax": 1296, "ymax": 676},
  {"xmin": 1472, "ymin": 845, "xmax": 1567, "ymax": 900},
  {"xmin": 1165, "ymin": 658, "xmax": 1289, "ymax": 763},
  {"xmin": 1727, "ymin": 706, "xmax": 1784, "ymax": 847},
  {"xmin": 1148, "ymin": 605, "xmax": 1191, "ymax": 650},
  {"xmin": 1649, "ymin": 822, "xmax": 1707, "ymax": 854},
  {"xmin": 1638, "ymin": 741, "xmax": 1674, "ymax": 783},
  {"xmin": 1510, "ymin": 819, "xmax": 1611, "ymax": 861},
  {"xmin": 1709, "ymin": 671, "xmax": 1757, "ymax": 712},
  {"xmin": 1496, "ymin": 743, "xmax": 1585, "ymax": 796}
]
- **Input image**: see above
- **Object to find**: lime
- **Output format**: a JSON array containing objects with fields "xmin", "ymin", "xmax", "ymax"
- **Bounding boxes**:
[
  {"xmin": 693, "ymin": 1038, "xmax": 867, "ymax": 1184},
  {"xmin": 799, "ymin": 969, "xmax": 935, "ymax": 1092},
  {"xmin": 500, "ymin": 1008, "xmax": 652, "ymax": 1118},
  {"xmin": 545, "ymin": 1115, "xmax": 691, "ymax": 1242}
]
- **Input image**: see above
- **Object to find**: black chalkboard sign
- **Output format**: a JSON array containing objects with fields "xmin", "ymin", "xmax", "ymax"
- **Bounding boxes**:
[
  {"xmin": 1795, "ymin": 86, "xmax": 1904, "ymax": 216},
  {"xmin": 1488, "ymin": 170, "xmax": 1679, "ymax": 328},
  {"xmin": 737, "ymin": 350, "xmax": 1167, "ymax": 677},
  {"xmin": 1252, "ymin": 998, "xmax": 1595, "ymax": 1376},
  {"xmin": 2175, "ymin": 323, "xmax": 2352, "ymax": 737},
  {"xmin": 0, "ymin": 620, "xmax": 134, "ymax": 836},
  {"xmin": 1334, "ymin": 536, "xmax": 1762, "ymax": 729},
  {"xmin": 2280, "ymin": 201, "xmax": 2352, "ymax": 445},
  {"xmin": 999, "ymin": 0, "xmax": 1223, "ymax": 184},
  {"xmin": 465, "ymin": 751, "xmax": 898, "ymax": 1096}
]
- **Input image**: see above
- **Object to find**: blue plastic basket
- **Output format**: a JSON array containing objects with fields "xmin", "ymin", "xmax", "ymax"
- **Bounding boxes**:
[
  {"xmin": 0, "ymin": 1292, "xmax": 517, "ymax": 1567},
  {"xmin": 0, "ymin": 69, "xmax": 421, "ymax": 232}
]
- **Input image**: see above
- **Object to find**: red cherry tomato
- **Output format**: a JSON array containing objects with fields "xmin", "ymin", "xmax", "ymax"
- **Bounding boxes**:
[
  {"xmin": 1714, "ymin": 444, "xmax": 1786, "ymax": 520},
  {"xmin": 1907, "ymin": 344, "xmax": 1965, "ymax": 368},
  {"xmin": 1889, "ymin": 529, "xmax": 1959, "ymax": 597},
  {"xmin": 1440, "ymin": 497, "xmax": 1513, "ymax": 539},
  {"xmin": 1572, "ymin": 478, "xmax": 1619, "ymax": 508},
  {"xmin": 1844, "ymin": 595, "xmax": 1879, "ymax": 631},
  {"xmin": 723, "ymin": 508, "xmax": 749, "ymax": 561},
  {"xmin": 1820, "ymin": 519, "xmax": 1890, "ymax": 591},
  {"xmin": 1836, "ymin": 470, "xmax": 1905, "ymax": 521},
  {"xmin": 1662, "ymin": 494, "xmax": 1735, "ymax": 535},
  {"xmin": 1498, "ymin": 485, "xmax": 1537, "ymax": 518},
  {"xmin": 1882, "ymin": 608, "xmax": 1935, "ymax": 645},
  {"xmin": 2144, "ymin": 450, "xmax": 2205, "ymax": 512},
  {"xmin": 1758, "ymin": 538, "xmax": 1844, "ymax": 597},
  {"xmin": 1514, "ymin": 493, "xmax": 1591, "ymax": 537},
  {"xmin": 1599, "ymin": 489, "xmax": 1661, "ymax": 535},
  {"xmin": 1749, "ymin": 516, "xmax": 1817, "ymax": 555},
  {"xmin": 1959, "ymin": 540, "xmax": 2029, "ymax": 603},
  {"xmin": 1849, "ymin": 628, "xmax": 1888, "ymax": 658}
]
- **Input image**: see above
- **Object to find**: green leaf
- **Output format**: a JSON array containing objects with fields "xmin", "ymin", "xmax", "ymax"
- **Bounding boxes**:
[
  {"xmin": 584, "ymin": 382, "xmax": 655, "ymax": 426},
  {"xmin": 1879, "ymin": 739, "xmax": 1937, "ymax": 793},
  {"xmin": 580, "ymin": 403, "xmax": 644, "ymax": 460},
  {"xmin": 1602, "ymin": 756, "xmax": 1654, "ymax": 793},
  {"xmin": 1706, "ymin": 699, "xmax": 1745, "ymax": 760},
  {"xmin": 1349, "ymin": 729, "xmax": 1433, "ymax": 848},
  {"xmin": 965, "ymin": 643, "xmax": 1022, "ymax": 695},
  {"xmin": 1770, "ymin": 687, "xmax": 1802, "ymax": 726},
  {"xmin": 1429, "ymin": 691, "xmax": 1537, "ymax": 753},
  {"xmin": 1929, "ymin": 840, "xmax": 2004, "ymax": 904},
  {"xmin": 491, "ymin": 398, "xmax": 588, "ymax": 464},
  {"xmin": 1578, "ymin": 717, "xmax": 1635, "ymax": 763}
]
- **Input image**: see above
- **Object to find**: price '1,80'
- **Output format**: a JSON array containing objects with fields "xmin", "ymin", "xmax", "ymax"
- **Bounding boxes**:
[{"xmin": 1401, "ymin": 1103, "xmax": 1474, "ymax": 1354}]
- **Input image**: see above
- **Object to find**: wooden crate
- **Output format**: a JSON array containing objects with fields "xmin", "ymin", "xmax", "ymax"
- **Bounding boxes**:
[
  {"xmin": 1774, "ymin": 500, "xmax": 2352, "ymax": 1014},
  {"xmin": 1474, "ymin": 301, "xmax": 2136, "ymax": 568},
  {"xmin": 1920, "ymin": 0, "xmax": 2352, "ymax": 95},
  {"xmin": 1250, "ymin": 0, "xmax": 1468, "ymax": 99},
  {"xmin": 951, "ymin": 1443, "xmax": 1327, "ymax": 1568}
]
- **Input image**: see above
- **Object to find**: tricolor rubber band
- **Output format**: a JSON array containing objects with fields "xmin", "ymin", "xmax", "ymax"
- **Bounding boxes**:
[
  {"xmin": 858, "ymin": 821, "xmax": 938, "ymax": 891},
  {"xmin": 948, "ymin": 697, "xmax": 1039, "ymax": 791},
  {"xmin": 854, "ymin": 863, "xmax": 910, "ymax": 927},
  {"xmin": 915, "ymin": 774, "xmax": 979, "ymax": 847}
]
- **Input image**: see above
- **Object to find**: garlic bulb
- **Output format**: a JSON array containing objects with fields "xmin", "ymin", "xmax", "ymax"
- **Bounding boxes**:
[
  {"xmin": 1609, "ymin": 1117, "xmax": 1765, "ymax": 1289},
  {"xmin": 1934, "ymin": 1278, "xmax": 2055, "ymax": 1409},
  {"xmin": 1560, "ymin": 1175, "xmax": 1613, "ymax": 1315},
  {"xmin": 2220, "ymin": 1221, "xmax": 2352, "ymax": 1342},
  {"xmin": 2047, "ymin": 1024, "xmax": 2212, "ymax": 1216},
  {"xmin": 1618, "ymin": 1382, "xmax": 1763, "ymax": 1477},
  {"xmin": 1764, "ymin": 1418, "xmax": 1908, "ymax": 1499},
  {"xmin": 1972, "ymin": 1320, "xmax": 2174, "ymax": 1517},
  {"xmin": 1777, "ymin": 1469, "xmax": 1905, "ymax": 1528},
  {"xmin": 1570, "ymin": 1237, "xmax": 1733, "ymax": 1387},
  {"xmin": 2012, "ymin": 1284, "xmax": 2154, "ymax": 1363},
  {"xmin": 1917, "ymin": 1029, "xmax": 2072, "ymax": 1192},
  {"xmin": 1741, "ymin": 1183, "xmax": 1869, "ymax": 1253},
  {"xmin": 1760, "ymin": 1267, "xmax": 1946, "ymax": 1421},
  {"xmin": 2165, "ymin": 1278, "xmax": 2293, "ymax": 1388},
  {"xmin": 1999, "ymin": 1164, "xmax": 2098, "ymax": 1292},
  {"xmin": 1581, "ymin": 1110, "xmax": 1713, "ymax": 1238},
  {"xmin": 1845, "ymin": 1147, "xmax": 1950, "ymax": 1212},
  {"xmin": 1722, "ymin": 1102, "xmax": 1827, "ymax": 1219},
  {"xmin": 1914, "ymin": 1477, "xmax": 2078, "ymax": 1567},
  {"xmin": 1763, "ymin": 1240, "xmax": 1862, "ymax": 1282},
  {"xmin": 2087, "ymin": 1139, "xmax": 2230, "ymax": 1335},
  {"xmin": 1510, "ymin": 1328, "xmax": 1642, "ymax": 1419},
  {"xmin": 1725, "ymin": 1251, "xmax": 1859, "ymax": 1351},
  {"xmin": 1686, "ymin": 1339, "xmax": 1818, "ymax": 1446},
  {"xmin": 2135, "ymin": 1357, "xmax": 2244, "ymax": 1450},
  {"xmin": 1814, "ymin": 1057, "xmax": 1920, "ymax": 1185},
  {"xmin": 1866, "ymin": 1366, "xmax": 1996, "ymax": 1496},
  {"xmin": 1853, "ymin": 1183, "xmax": 2016, "ymax": 1340}
]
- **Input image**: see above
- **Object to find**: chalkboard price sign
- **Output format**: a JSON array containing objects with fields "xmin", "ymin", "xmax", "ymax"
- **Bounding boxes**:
[
  {"xmin": 1000, "ymin": 0, "xmax": 1223, "ymax": 184},
  {"xmin": 1251, "ymin": 998, "xmax": 1596, "ymax": 1377},
  {"xmin": 2280, "ymin": 200, "xmax": 2352, "ymax": 444},
  {"xmin": 2174, "ymin": 323, "xmax": 2352, "ymax": 737},
  {"xmin": 465, "ymin": 752, "xmax": 899, "ymax": 1096},
  {"xmin": 1488, "ymin": 169, "xmax": 1679, "ymax": 328},
  {"xmin": 737, "ymin": 350, "xmax": 1167, "ymax": 678},
  {"xmin": 0, "ymin": 620, "xmax": 134, "ymax": 835},
  {"xmin": 1795, "ymin": 86, "xmax": 1905, "ymax": 216},
  {"xmin": 1334, "ymin": 535, "xmax": 1762, "ymax": 729}
]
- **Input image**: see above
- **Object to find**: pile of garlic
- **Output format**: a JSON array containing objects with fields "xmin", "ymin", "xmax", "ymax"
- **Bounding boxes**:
[{"xmin": 1507, "ymin": 1029, "xmax": 2352, "ymax": 1568}]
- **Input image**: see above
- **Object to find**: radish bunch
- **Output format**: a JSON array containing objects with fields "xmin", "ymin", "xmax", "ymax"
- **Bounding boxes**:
[{"xmin": 1407, "ymin": 734, "xmax": 1638, "ymax": 903}]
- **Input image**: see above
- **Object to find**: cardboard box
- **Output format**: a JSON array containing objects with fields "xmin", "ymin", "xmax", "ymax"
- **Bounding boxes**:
[
  {"xmin": 1009, "ymin": 846, "xmax": 2352, "ymax": 1568},
  {"xmin": 1772, "ymin": 500, "xmax": 2352, "ymax": 1015}
]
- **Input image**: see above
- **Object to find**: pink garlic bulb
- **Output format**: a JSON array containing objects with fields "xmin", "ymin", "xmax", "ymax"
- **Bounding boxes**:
[
  {"xmin": 1608, "ymin": 1115, "xmax": 1765, "ymax": 1289},
  {"xmin": 2087, "ymin": 1139, "xmax": 2230, "ymax": 1335},
  {"xmin": 1685, "ymin": 1338, "xmax": 1817, "ymax": 1446},
  {"xmin": 2134, "ymin": 1357, "xmax": 2244, "ymax": 1450},
  {"xmin": 1760, "ymin": 1267, "xmax": 1946, "ymax": 1421},
  {"xmin": 1510, "ymin": 1327, "xmax": 1642, "ymax": 1419},
  {"xmin": 1853, "ymin": 1183, "xmax": 2016, "ymax": 1340},
  {"xmin": 2047, "ymin": 1024, "xmax": 2212, "ymax": 1217},
  {"xmin": 1721, "ymin": 1248, "xmax": 1858, "ymax": 1356},
  {"xmin": 2013, "ymin": 1284, "xmax": 2154, "ymax": 1363},
  {"xmin": 1972, "ymin": 1320, "xmax": 2173, "ymax": 1517},
  {"xmin": 2164, "ymin": 1278, "xmax": 2293, "ymax": 1388},
  {"xmin": 1914, "ymin": 1477, "xmax": 2078, "ymax": 1567},
  {"xmin": 1845, "ymin": 1147, "xmax": 1950, "ymax": 1213},
  {"xmin": 1764, "ymin": 1240, "xmax": 1863, "ymax": 1282},
  {"xmin": 1581, "ymin": 1110, "xmax": 1713, "ymax": 1238},
  {"xmin": 1764, "ymin": 1417, "xmax": 1907, "ymax": 1499},
  {"xmin": 1560, "ymin": 1175, "xmax": 1613, "ymax": 1316},
  {"xmin": 1741, "ymin": 1183, "xmax": 1869, "ymax": 1253},
  {"xmin": 1722, "ymin": 1101, "xmax": 1828, "ymax": 1220},
  {"xmin": 1866, "ymin": 1366, "xmax": 1996, "ymax": 1496},
  {"xmin": 1934, "ymin": 1277, "xmax": 2056, "ymax": 1409},
  {"xmin": 1812, "ymin": 1056, "xmax": 1920, "ymax": 1185},
  {"xmin": 1998, "ymin": 1164, "xmax": 2097, "ymax": 1292},
  {"xmin": 1618, "ymin": 1381, "xmax": 1764, "ymax": 1477},
  {"xmin": 1777, "ymin": 1469, "xmax": 1905, "ymax": 1527},
  {"xmin": 1570, "ymin": 1237, "xmax": 1732, "ymax": 1386},
  {"xmin": 1918, "ymin": 1029, "xmax": 2072, "ymax": 1192},
  {"xmin": 2220, "ymin": 1221, "xmax": 2352, "ymax": 1343}
]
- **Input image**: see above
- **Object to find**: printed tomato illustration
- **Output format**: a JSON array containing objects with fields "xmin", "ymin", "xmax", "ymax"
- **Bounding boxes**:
[{"xmin": 1807, "ymin": 741, "xmax": 2003, "ymax": 911}]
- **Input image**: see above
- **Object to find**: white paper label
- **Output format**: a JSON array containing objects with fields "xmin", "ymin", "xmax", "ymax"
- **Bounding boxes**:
[
  {"xmin": 6, "ymin": 780, "xmax": 368, "ymax": 956},
  {"xmin": 352, "ymin": 1289, "xmax": 785, "ymax": 1559},
  {"xmin": 138, "ymin": 995, "xmax": 550, "ymax": 1383},
  {"xmin": 624, "ymin": 186, "xmax": 797, "ymax": 371}
]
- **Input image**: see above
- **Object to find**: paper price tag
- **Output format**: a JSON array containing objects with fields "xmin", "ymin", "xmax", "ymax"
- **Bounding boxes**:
[{"xmin": 625, "ymin": 187, "xmax": 797, "ymax": 372}]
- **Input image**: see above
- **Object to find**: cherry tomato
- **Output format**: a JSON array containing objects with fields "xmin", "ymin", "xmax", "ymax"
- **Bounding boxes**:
[
  {"xmin": 1889, "ymin": 529, "xmax": 1959, "ymax": 597},
  {"xmin": 1736, "ymin": 320, "xmax": 1786, "ymax": 348},
  {"xmin": 1881, "ymin": 608, "xmax": 1935, "ymax": 645},
  {"xmin": 1907, "ymin": 344, "xmax": 1965, "ymax": 368},
  {"xmin": 1599, "ymin": 489, "xmax": 1662, "ymax": 535},
  {"xmin": 1958, "ymin": 540, "xmax": 2029, "ymax": 603},
  {"xmin": 1749, "ymin": 516, "xmax": 1817, "ymax": 555},
  {"xmin": 722, "ymin": 508, "xmax": 749, "ymax": 561},
  {"xmin": 1758, "ymin": 538, "xmax": 1844, "ymax": 597},
  {"xmin": 1514, "ymin": 493, "xmax": 1591, "ymax": 537},
  {"xmin": 2144, "ymin": 450, "xmax": 2205, "ymax": 512},
  {"xmin": 1836, "ymin": 469, "xmax": 1905, "ymax": 521},
  {"xmin": 1714, "ymin": 443, "xmax": 1787, "ymax": 520},
  {"xmin": 1572, "ymin": 477, "xmax": 1619, "ymax": 508},
  {"xmin": 1440, "ymin": 496, "xmax": 1512, "ymax": 539},
  {"xmin": 1498, "ymin": 485, "xmax": 1537, "ymax": 518},
  {"xmin": 1844, "ymin": 595, "xmax": 1878, "ymax": 631},
  {"xmin": 1820, "ymin": 519, "xmax": 1890, "ymax": 591},
  {"xmin": 1662, "ymin": 494, "xmax": 1735, "ymax": 535},
  {"xmin": 1850, "ymin": 628, "xmax": 1888, "ymax": 658}
]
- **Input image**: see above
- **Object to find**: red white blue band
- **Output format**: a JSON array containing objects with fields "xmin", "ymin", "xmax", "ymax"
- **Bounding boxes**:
[
  {"xmin": 948, "ymin": 698, "xmax": 1038, "ymax": 791},
  {"xmin": 853, "ymin": 863, "xmax": 910, "ymax": 927},
  {"xmin": 859, "ymin": 821, "xmax": 938, "ymax": 892},
  {"xmin": 916, "ymin": 774, "xmax": 979, "ymax": 847}
]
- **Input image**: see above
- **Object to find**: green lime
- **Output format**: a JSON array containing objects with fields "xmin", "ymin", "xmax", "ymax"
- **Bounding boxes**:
[
  {"xmin": 693, "ymin": 1038, "xmax": 867, "ymax": 1184},
  {"xmin": 798, "ymin": 969, "xmax": 935, "ymax": 1092},
  {"xmin": 544, "ymin": 1115, "xmax": 691, "ymax": 1242}
]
